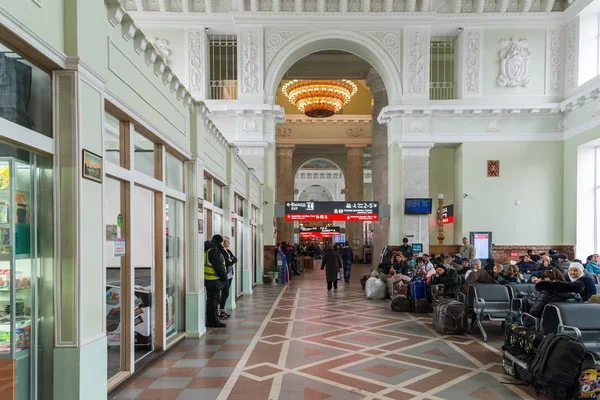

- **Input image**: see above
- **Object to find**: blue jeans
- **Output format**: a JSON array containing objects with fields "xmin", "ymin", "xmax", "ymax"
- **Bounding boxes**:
[{"xmin": 344, "ymin": 261, "xmax": 352, "ymax": 281}]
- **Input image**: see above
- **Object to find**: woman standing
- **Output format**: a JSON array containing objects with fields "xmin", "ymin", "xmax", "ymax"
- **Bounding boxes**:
[
  {"xmin": 219, "ymin": 236, "xmax": 237, "ymax": 320},
  {"xmin": 321, "ymin": 245, "xmax": 343, "ymax": 291}
]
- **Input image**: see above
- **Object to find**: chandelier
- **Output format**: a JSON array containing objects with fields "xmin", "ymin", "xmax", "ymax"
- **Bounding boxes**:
[{"xmin": 282, "ymin": 80, "xmax": 358, "ymax": 118}]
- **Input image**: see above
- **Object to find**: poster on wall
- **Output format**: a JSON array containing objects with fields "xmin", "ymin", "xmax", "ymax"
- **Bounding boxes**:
[
  {"xmin": 470, "ymin": 232, "xmax": 492, "ymax": 260},
  {"xmin": 198, "ymin": 219, "xmax": 203, "ymax": 234},
  {"xmin": 114, "ymin": 239, "xmax": 126, "ymax": 257}
]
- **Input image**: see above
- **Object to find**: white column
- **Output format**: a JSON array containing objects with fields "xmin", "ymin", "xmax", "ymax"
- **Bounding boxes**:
[
  {"xmin": 188, "ymin": 29, "xmax": 209, "ymax": 100},
  {"xmin": 185, "ymin": 157, "xmax": 207, "ymax": 337},
  {"xmin": 400, "ymin": 143, "xmax": 434, "ymax": 254},
  {"xmin": 457, "ymin": 28, "xmax": 483, "ymax": 98},
  {"xmin": 403, "ymin": 27, "xmax": 430, "ymax": 100}
]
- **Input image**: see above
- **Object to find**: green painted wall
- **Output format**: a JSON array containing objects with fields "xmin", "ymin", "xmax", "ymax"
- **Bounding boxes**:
[
  {"xmin": 429, "ymin": 148, "xmax": 456, "ymax": 245},
  {"xmin": 2, "ymin": 0, "xmax": 64, "ymax": 52},
  {"xmin": 458, "ymin": 141, "xmax": 563, "ymax": 245}
]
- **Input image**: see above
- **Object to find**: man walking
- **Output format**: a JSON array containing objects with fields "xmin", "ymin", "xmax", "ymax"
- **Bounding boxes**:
[
  {"xmin": 204, "ymin": 235, "xmax": 228, "ymax": 328},
  {"xmin": 219, "ymin": 236, "xmax": 238, "ymax": 320},
  {"xmin": 459, "ymin": 237, "xmax": 476, "ymax": 260},
  {"xmin": 342, "ymin": 241, "xmax": 354, "ymax": 283}
]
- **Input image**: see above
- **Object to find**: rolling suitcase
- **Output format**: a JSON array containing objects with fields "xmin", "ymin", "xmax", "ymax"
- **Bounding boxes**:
[{"xmin": 432, "ymin": 299, "xmax": 467, "ymax": 335}]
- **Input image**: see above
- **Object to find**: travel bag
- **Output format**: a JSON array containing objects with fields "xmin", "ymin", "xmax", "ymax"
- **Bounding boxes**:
[
  {"xmin": 502, "ymin": 348, "xmax": 534, "ymax": 382},
  {"xmin": 530, "ymin": 334, "xmax": 587, "ymax": 399},
  {"xmin": 411, "ymin": 297, "xmax": 429, "ymax": 313},
  {"xmin": 410, "ymin": 278, "xmax": 427, "ymax": 299},
  {"xmin": 432, "ymin": 298, "xmax": 467, "ymax": 335},
  {"xmin": 574, "ymin": 357, "xmax": 600, "ymax": 400},
  {"xmin": 360, "ymin": 275, "xmax": 370, "ymax": 290},
  {"xmin": 391, "ymin": 295, "xmax": 412, "ymax": 312},
  {"xmin": 503, "ymin": 323, "xmax": 544, "ymax": 355}
]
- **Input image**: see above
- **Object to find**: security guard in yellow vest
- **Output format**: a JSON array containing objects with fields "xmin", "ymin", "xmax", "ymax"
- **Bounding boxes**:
[{"xmin": 204, "ymin": 235, "xmax": 228, "ymax": 328}]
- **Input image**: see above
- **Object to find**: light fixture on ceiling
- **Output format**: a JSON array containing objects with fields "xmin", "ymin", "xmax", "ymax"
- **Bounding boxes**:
[{"xmin": 281, "ymin": 79, "xmax": 358, "ymax": 118}]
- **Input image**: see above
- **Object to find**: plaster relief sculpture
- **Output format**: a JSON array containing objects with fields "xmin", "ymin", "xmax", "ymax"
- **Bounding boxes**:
[
  {"xmin": 466, "ymin": 31, "xmax": 481, "ymax": 94},
  {"xmin": 326, "ymin": 0, "xmax": 339, "ymax": 10},
  {"xmin": 408, "ymin": 31, "xmax": 426, "ymax": 95},
  {"xmin": 188, "ymin": 31, "xmax": 205, "ymax": 98},
  {"xmin": 260, "ymin": 0, "xmax": 273, "ymax": 10},
  {"xmin": 393, "ymin": 0, "xmax": 406, "ymax": 10},
  {"xmin": 243, "ymin": 119, "xmax": 258, "ymax": 133},
  {"xmin": 242, "ymin": 31, "xmax": 259, "ymax": 94},
  {"xmin": 282, "ymin": 0, "xmax": 295, "ymax": 9},
  {"xmin": 346, "ymin": 128, "xmax": 365, "ymax": 137},
  {"xmin": 497, "ymin": 38, "xmax": 531, "ymax": 88},
  {"xmin": 305, "ymin": 0, "xmax": 317, "ymax": 10},
  {"xmin": 487, "ymin": 120, "xmax": 501, "ymax": 132},
  {"xmin": 192, "ymin": 0, "xmax": 205, "ymax": 10},
  {"xmin": 277, "ymin": 127, "xmax": 293, "ymax": 137},
  {"xmin": 368, "ymin": 32, "xmax": 401, "ymax": 70},
  {"xmin": 558, "ymin": 117, "xmax": 569, "ymax": 132},
  {"xmin": 409, "ymin": 120, "xmax": 423, "ymax": 133},
  {"xmin": 566, "ymin": 19, "xmax": 578, "ymax": 92},
  {"xmin": 348, "ymin": 0, "xmax": 361, "ymax": 11},
  {"xmin": 547, "ymin": 29, "xmax": 564, "ymax": 95},
  {"xmin": 266, "ymin": 31, "xmax": 298, "ymax": 67},
  {"xmin": 152, "ymin": 38, "xmax": 170, "ymax": 62}
]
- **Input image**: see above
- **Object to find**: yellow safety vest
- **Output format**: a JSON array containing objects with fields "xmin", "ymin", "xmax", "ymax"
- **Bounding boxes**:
[{"xmin": 204, "ymin": 248, "xmax": 219, "ymax": 281}]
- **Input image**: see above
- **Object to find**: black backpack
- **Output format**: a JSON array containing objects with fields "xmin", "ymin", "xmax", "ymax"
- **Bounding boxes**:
[{"xmin": 530, "ymin": 334, "xmax": 587, "ymax": 399}]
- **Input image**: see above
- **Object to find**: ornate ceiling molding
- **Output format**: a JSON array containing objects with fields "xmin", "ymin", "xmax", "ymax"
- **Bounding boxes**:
[
  {"xmin": 284, "ymin": 114, "xmax": 372, "ymax": 124},
  {"xmin": 202, "ymin": 102, "xmax": 286, "ymax": 123}
]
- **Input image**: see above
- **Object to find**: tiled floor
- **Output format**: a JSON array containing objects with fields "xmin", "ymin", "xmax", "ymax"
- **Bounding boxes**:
[{"xmin": 111, "ymin": 264, "xmax": 542, "ymax": 400}]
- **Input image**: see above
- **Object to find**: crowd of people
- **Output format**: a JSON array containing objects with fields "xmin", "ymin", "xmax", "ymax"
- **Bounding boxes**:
[{"xmin": 381, "ymin": 242, "xmax": 600, "ymax": 319}]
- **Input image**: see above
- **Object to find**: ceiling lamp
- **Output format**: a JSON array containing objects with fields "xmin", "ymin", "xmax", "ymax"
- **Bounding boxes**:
[{"xmin": 282, "ymin": 80, "xmax": 358, "ymax": 118}]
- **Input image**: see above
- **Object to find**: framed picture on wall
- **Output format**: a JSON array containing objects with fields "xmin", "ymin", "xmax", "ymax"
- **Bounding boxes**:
[
  {"xmin": 82, "ymin": 149, "xmax": 103, "ymax": 183},
  {"xmin": 198, "ymin": 219, "xmax": 203, "ymax": 234}
]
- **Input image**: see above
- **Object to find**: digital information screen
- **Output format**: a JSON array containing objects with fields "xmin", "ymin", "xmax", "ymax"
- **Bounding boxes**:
[
  {"xmin": 404, "ymin": 198, "xmax": 433, "ymax": 215},
  {"xmin": 285, "ymin": 201, "xmax": 379, "ymax": 221}
]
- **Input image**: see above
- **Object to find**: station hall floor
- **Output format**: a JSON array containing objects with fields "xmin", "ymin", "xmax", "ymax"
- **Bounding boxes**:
[{"xmin": 111, "ymin": 264, "xmax": 544, "ymax": 400}]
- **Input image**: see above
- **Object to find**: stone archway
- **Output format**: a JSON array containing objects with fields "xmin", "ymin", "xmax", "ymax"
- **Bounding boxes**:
[{"xmin": 264, "ymin": 29, "xmax": 401, "ymax": 103}]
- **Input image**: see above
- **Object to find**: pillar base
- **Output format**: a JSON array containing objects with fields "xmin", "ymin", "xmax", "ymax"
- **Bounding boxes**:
[
  {"xmin": 54, "ymin": 336, "xmax": 107, "ymax": 400},
  {"xmin": 186, "ymin": 292, "xmax": 207, "ymax": 338}
]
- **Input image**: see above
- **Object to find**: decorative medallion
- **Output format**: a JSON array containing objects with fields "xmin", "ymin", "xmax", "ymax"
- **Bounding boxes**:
[
  {"xmin": 484, "ymin": 0, "xmax": 496, "ymax": 11},
  {"xmin": 282, "ymin": 0, "xmax": 295, "ymax": 9},
  {"xmin": 487, "ymin": 160, "xmax": 500, "ymax": 177},
  {"xmin": 497, "ymin": 38, "xmax": 531, "ymax": 88},
  {"xmin": 346, "ymin": 128, "xmax": 365, "ymax": 137},
  {"xmin": 348, "ymin": 0, "xmax": 361, "ymax": 11},
  {"xmin": 409, "ymin": 120, "xmax": 423, "ymax": 133},
  {"xmin": 487, "ymin": 120, "xmax": 501, "ymax": 132},
  {"xmin": 277, "ymin": 127, "xmax": 293, "ymax": 137},
  {"xmin": 393, "ymin": 0, "xmax": 405, "ymax": 10},
  {"xmin": 171, "ymin": 0, "xmax": 183, "ymax": 10},
  {"xmin": 260, "ymin": 0, "xmax": 273, "ymax": 10},
  {"xmin": 372, "ymin": 0, "xmax": 384, "ymax": 10},
  {"xmin": 326, "ymin": 0, "xmax": 339, "ymax": 11},
  {"xmin": 193, "ymin": 0, "xmax": 205, "ymax": 11},
  {"xmin": 305, "ymin": 0, "xmax": 317, "ymax": 10}
]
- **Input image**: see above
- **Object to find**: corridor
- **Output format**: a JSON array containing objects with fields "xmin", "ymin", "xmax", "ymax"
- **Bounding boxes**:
[{"xmin": 111, "ymin": 266, "xmax": 538, "ymax": 400}]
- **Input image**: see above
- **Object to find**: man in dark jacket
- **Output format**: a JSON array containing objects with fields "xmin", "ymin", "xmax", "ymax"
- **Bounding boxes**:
[
  {"xmin": 530, "ymin": 279, "xmax": 584, "ymax": 318},
  {"xmin": 204, "ymin": 235, "xmax": 228, "ymax": 328},
  {"xmin": 399, "ymin": 238, "xmax": 413, "ymax": 261},
  {"xmin": 321, "ymin": 245, "xmax": 343, "ymax": 291},
  {"xmin": 342, "ymin": 241, "xmax": 354, "ymax": 284},
  {"xmin": 430, "ymin": 265, "xmax": 462, "ymax": 298}
]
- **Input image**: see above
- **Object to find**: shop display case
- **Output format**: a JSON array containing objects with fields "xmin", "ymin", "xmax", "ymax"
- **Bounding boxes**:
[{"xmin": 0, "ymin": 158, "xmax": 36, "ymax": 400}]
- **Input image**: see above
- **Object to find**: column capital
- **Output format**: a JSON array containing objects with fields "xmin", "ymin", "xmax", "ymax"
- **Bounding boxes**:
[
  {"xmin": 399, "ymin": 142, "xmax": 435, "ymax": 157},
  {"xmin": 346, "ymin": 145, "xmax": 365, "ymax": 157},
  {"xmin": 276, "ymin": 145, "xmax": 295, "ymax": 157}
]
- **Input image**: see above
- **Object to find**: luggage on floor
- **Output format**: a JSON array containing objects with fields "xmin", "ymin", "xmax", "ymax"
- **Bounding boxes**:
[
  {"xmin": 503, "ymin": 323, "xmax": 544, "ymax": 355},
  {"xmin": 412, "ymin": 297, "xmax": 429, "ymax": 313},
  {"xmin": 391, "ymin": 295, "xmax": 412, "ymax": 312},
  {"xmin": 387, "ymin": 276, "xmax": 409, "ymax": 299},
  {"xmin": 410, "ymin": 278, "xmax": 427, "ymax": 299},
  {"xmin": 360, "ymin": 275, "xmax": 370, "ymax": 290},
  {"xmin": 575, "ymin": 361, "xmax": 600, "ymax": 400},
  {"xmin": 365, "ymin": 277, "xmax": 387, "ymax": 300},
  {"xmin": 432, "ymin": 298, "xmax": 467, "ymax": 335},
  {"xmin": 530, "ymin": 334, "xmax": 587, "ymax": 399},
  {"xmin": 305, "ymin": 257, "xmax": 314, "ymax": 269},
  {"xmin": 503, "ymin": 349, "xmax": 534, "ymax": 382}
]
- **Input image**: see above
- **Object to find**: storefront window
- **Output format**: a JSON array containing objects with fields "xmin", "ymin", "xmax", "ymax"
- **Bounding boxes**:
[
  {"xmin": 165, "ymin": 198, "xmax": 184, "ymax": 342},
  {"xmin": 0, "ymin": 42, "xmax": 52, "ymax": 138},
  {"xmin": 0, "ymin": 142, "xmax": 53, "ymax": 399},
  {"xmin": 213, "ymin": 182, "xmax": 223, "ymax": 208},
  {"xmin": 165, "ymin": 153, "xmax": 183, "ymax": 192},
  {"xmin": 104, "ymin": 113, "xmax": 121, "ymax": 166},
  {"xmin": 213, "ymin": 212, "xmax": 223, "ymax": 236},
  {"xmin": 105, "ymin": 177, "xmax": 124, "ymax": 380},
  {"xmin": 134, "ymin": 131, "xmax": 155, "ymax": 178},
  {"xmin": 133, "ymin": 186, "xmax": 155, "ymax": 364}
]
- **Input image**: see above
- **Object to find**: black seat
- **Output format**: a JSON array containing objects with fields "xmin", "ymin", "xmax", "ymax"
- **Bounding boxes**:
[
  {"xmin": 467, "ymin": 284, "xmax": 511, "ymax": 342},
  {"xmin": 540, "ymin": 303, "xmax": 600, "ymax": 360},
  {"xmin": 505, "ymin": 283, "xmax": 538, "ymax": 312}
]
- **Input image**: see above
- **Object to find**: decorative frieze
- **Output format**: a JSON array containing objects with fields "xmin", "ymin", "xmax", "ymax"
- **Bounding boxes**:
[
  {"xmin": 188, "ymin": 30, "xmax": 207, "ymax": 99},
  {"xmin": 460, "ymin": 28, "xmax": 482, "ymax": 97},
  {"xmin": 565, "ymin": 17, "xmax": 579, "ymax": 94},
  {"xmin": 266, "ymin": 31, "xmax": 299, "ymax": 67},
  {"xmin": 404, "ymin": 28, "xmax": 429, "ymax": 98},
  {"xmin": 497, "ymin": 38, "xmax": 531, "ymax": 88},
  {"xmin": 546, "ymin": 28, "xmax": 564, "ymax": 96},
  {"xmin": 239, "ymin": 28, "xmax": 263, "ymax": 96}
]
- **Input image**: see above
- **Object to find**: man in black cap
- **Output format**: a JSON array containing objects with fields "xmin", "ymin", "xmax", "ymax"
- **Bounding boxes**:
[
  {"xmin": 557, "ymin": 253, "xmax": 571, "ymax": 272},
  {"xmin": 204, "ymin": 235, "xmax": 228, "ymax": 328},
  {"xmin": 399, "ymin": 238, "xmax": 413, "ymax": 261}
]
